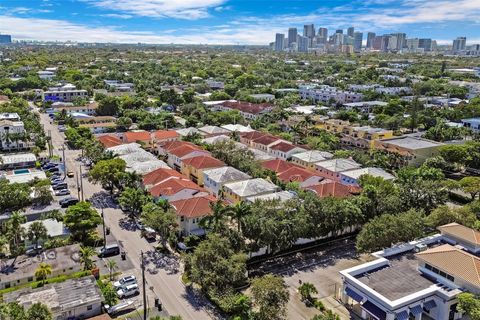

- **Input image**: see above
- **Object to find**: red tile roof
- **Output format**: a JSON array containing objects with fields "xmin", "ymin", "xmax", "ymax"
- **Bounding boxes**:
[
  {"xmin": 149, "ymin": 178, "xmax": 203, "ymax": 197},
  {"xmin": 253, "ymin": 135, "xmax": 282, "ymax": 146},
  {"xmin": 240, "ymin": 131, "xmax": 266, "ymax": 141},
  {"xmin": 269, "ymin": 141, "xmax": 300, "ymax": 152},
  {"xmin": 261, "ymin": 159, "xmax": 299, "ymax": 174},
  {"xmin": 169, "ymin": 144, "xmax": 205, "ymax": 158},
  {"xmin": 220, "ymin": 101, "xmax": 273, "ymax": 115},
  {"xmin": 277, "ymin": 166, "xmax": 323, "ymax": 183},
  {"xmin": 305, "ymin": 181, "xmax": 361, "ymax": 198},
  {"xmin": 154, "ymin": 130, "xmax": 179, "ymax": 140},
  {"xmin": 124, "ymin": 131, "xmax": 151, "ymax": 143},
  {"xmin": 160, "ymin": 140, "xmax": 194, "ymax": 151},
  {"xmin": 182, "ymin": 155, "xmax": 225, "ymax": 170},
  {"xmin": 142, "ymin": 168, "xmax": 185, "ymax": 186},
  {"xmin": 97, "ymin": 134, "xmax": 122, "ymax": 148},
  {"xmin": 170, "ymin": 195, "xmax": 217, "ymax": 218}
]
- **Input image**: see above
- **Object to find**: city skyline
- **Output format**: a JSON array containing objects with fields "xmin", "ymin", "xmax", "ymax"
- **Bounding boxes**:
[{"xmin": 0, "ymin": 0, "xmax": 479, "ymax": 44}]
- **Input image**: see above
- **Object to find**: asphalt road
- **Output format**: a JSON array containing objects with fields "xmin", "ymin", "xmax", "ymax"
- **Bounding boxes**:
[{"xmin": 34, "ymin": 104, "xmax": 216, "ymax": 320}]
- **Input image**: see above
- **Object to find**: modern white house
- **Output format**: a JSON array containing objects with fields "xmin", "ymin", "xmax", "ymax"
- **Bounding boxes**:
[
  {"xmin": 339, "ymin": 223, "xmax": 480, "ymax": 320},
  {"xmin": 43, "ymin": 84, "xmax": 88, "ymax": 102},
  {"xmin": 339, "ymin": 167, "xmax": 395, "ymax": 186},
  {"xmin": 299, "ymin": 84, "xmax": 363, "ymax": 104},
  {"xmin": 0, "ymin": 119, "xmax": 29, "ymax": 151}
]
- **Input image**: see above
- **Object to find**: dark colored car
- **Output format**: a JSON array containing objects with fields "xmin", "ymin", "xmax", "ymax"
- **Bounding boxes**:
[{"xmin": 60, "ymin": 197, "xmax": 78, "ymax": 208}]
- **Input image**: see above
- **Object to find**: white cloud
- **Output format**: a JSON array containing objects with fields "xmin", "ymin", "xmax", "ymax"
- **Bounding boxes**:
[
  {"xmin": 100, "ymin": 13, "xmax": 133, "ymax": 19},
  {"xmin": 83, "ymin": 0, "xmax": 227, "ymax": 19}
]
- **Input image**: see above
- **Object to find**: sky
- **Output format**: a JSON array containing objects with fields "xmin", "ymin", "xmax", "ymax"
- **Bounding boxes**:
[{"xmin": 0, "ymin": 0, "xmax": 478, "ymax": 45}]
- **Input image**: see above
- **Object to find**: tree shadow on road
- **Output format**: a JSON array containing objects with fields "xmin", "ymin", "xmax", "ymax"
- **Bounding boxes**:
[
  {"xmin": 144, "ymin": 249, "xmax": 180, "ymax": 275},
  {"xmin": 181, "ymin": 285, "xmax": 224, "ymax": 319}
]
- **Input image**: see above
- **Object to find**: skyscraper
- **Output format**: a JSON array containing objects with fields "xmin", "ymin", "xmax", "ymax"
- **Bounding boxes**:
[
  {"xmin": 275, "ymin": 33, "xmax": 285, "ymax": 52},
  {"xmin": 347, "ymin": 27, "xmax": 355, "ymax": 38},
  {"xmin": 366, "ymin": 32, "xmax": 376, "ymax": 49},
  {"xmin": 336, "ymin": 29, "xmax": 343, "ymax": 34},
  {"xmin": 391, "ymin": 33, "xmax": 406, "ymax": 50},
  {"xmin": 303, "ymin": 24, "xmax": 315, "ymax": 39},
  {"xmin": 353, "ymin": 32, "xmax": 363, "ymax": 52},
  {"xmin": 418, "ymin": 38, "xmax": 433, "ymax": 52},
  {"xmin": 0, "ymin": 34, "xmax": 12, "ymax": 44},
  {"xmin": 288, "ymin": 28, "xmax": 298, "ymax": 47},
  {"xmin": 297, "ymin": 35, "xmax": 309, "ymax": 52},
  {"xmin": 453, "ymin": 37, "xmax": 467, "ymax": 52},
  {"xmin": 318, "ymin": 28, "xmax": 328, "ymax": 38},
  {"xmin": 406, "ymin": 38, "xmax": 419, "ymax": 51}
]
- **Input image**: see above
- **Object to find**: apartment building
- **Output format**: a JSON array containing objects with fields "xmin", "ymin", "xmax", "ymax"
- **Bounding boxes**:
[
  {"xmin": 43, "ymin": 84, "xmax": 88, "ymax": 102},
  {"xmin": 299, "ymin": 84, "xmax": 363, "ymax": 104}
]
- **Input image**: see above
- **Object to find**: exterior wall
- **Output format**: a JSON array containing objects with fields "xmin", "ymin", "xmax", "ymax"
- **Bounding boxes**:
[
  {"xmin": 56, "ymin": 301, "xmax": 102, "ymax": 320},
  {"xmin": 315, "ymin": 166, "xmax": 342, "ymax": 181},
  {"xmin": 441, "ymin": 234, "xmax": 480, "ymax": 254},
  {"xmin": 157, "ymin": 190, "xmax": 208, "ymax": 202},
  {"xmin": 177, "ymin": 216, "xmax": 204, "ymax": 236},
  {"xmin": 340, "ymin": 174, "xmax": 359, "ymax": 186},
  {"xmin": 43, "ymin": 90, "xmax": 88, "ymax": 102},
  {"xmin": 203, "ymin": 175, "xmax": 222, "ymax": 196}
]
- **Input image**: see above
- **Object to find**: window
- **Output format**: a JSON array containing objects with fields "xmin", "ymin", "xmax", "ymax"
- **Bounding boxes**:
[{"xmin": 87, "ymin": 305, "xmax": 93, "ymax": 311}]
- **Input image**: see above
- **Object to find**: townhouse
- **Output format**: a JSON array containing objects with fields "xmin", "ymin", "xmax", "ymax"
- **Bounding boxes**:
[
  {"xmin": 268, "ymin": 142, "xmax": 307, "ymax": 160},
  {"xmin": 299, "ymin": 84, "xmax": 363, "ymax": 104},
  {"xmin": 97, "ymin": 134, "xmax": 122, "ymax": 148},
  {"xmin": 291, "ymin": 150, "xmax": 334, "ymax": 171},
  {"xmin": 222, "ymin": 178, "xmax": 280, "ymax": 204},
  {"xmin": 181, "ymin": 155, "xmax": 226, "ymax": 186},
  {"xmin": 276, "ymin": 166, "xmax": 326, "ymax": 188},
  {"xmin": 211, "ymin": 101, "xmax": 273, "ymax": 120},
  {"xmin": 149, "ymin": 178, "xmax": 208, "ymax": 202},
  {"xmin": 142, "ymin": 167, "xmax": 185, "ymax": 190},
  {"xmin": 315, "ymin": 158, "xmax": 362, "ymax": 181},
  {"xmin": 170, "ymin": 195, "xmax": 217, "ymax": 236},
  {"xmin": 0, "ymin": 119, "xmax": 29, "ymax": 151},
  {"xmin": 165, "ymin": 143, "xmax": 210, "ymax": 172},
  {"xmin": 203, "ymin": 166, "xmax": 251, "ymax": 197},
  {"xmin": 304, "ymin": 181, "xmax": 361, "ymax": 198},
  {"xmin": 123, "ymin": 130, "xmax": 153, "ymax": 149},
  {"xmin": 77, "ymin": 116, "xmax": 116, "ymax": 134},
  {"xmin": 43, "ymin": 84, "xmax": 88, "ymax": 102},
  {"xmin": 340, "ymin": 167, "xmax": 395, "ymax": 186},
  {"xmin": 198, "ymin": 125, "xmax": 230, "ymax": 137},
  {"xmin": 153, "ymin": 130, "xmax": 179, "ymax": 145}
]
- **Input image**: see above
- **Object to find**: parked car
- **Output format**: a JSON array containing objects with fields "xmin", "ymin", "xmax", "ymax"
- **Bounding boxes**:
[
  {"xmin": 59, "ymin": 197, "xmax": 78, "ymax": 208},
  {"xmin": 135, "ymin": 220, "xmax": 145, "ymax": 231},
  {"xmin": 26, "ymin": 244, "xmax": 43, "ymax": 256},
  {"xmin": 98, "ymin": 243, "xmax": 120, "ymax": 257},
  {"xmin": 47, "ymin": 166, "xmax": 60, "ymax": 173},
  {"xmin": 113, "ymin": 275, "xmax": 137, "ymax": 290},
  {"xmin": 141, "ymin": 227, "xmax": 156, "ymax": 242},
  {"xmin": 67, "ymin": 171, "xmax": 74, "ymax": 178},
  {"xmin": 51, "ymin": 178, "xmax": 64, "ymax": 184},
  {"xmin": 117, "ymin": 284, "xmax": 139, "ymax": 299},
  {"xmin": 52, "ymin": 183, "xmax": 67, "ymax": 190},
  {"xmin": 55, "ymin": 189, "xmax": 70, "ymax": 196},
  {"xmin": 42, "ymin": 163, "xmax": 56, "ymax": 169},
  {"xmin": 58, "ymin": 126, "xmax": 66, "ymax": 132}
]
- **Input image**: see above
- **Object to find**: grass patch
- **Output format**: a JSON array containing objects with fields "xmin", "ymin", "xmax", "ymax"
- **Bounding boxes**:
[{"xmin": 181, "ymin": 273, "xmax": 191, "ymax": 285}]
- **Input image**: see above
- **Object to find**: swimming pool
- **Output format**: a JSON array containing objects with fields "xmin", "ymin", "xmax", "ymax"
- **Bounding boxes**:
[{"xmin": 13, "ymin": 169, "xmax": 30, "ymax": 175}]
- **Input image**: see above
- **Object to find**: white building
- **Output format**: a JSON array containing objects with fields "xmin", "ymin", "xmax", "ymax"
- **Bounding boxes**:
[
  {"xmin": 340, "ymin": 223, "xmax": 480, "ymax": 320},
  {"xmin": 340, "ymin": 167, "xmax": 395, "ymax": 185},
  {"xmin": 203, "ymin": 166, "xmax": 251, "ymax": 197},
  {"xmin": 43, "ymin": 84, "xmax": 88, "ymax": 102},
  {"xmin": 37, "ymin": 70, "xmax": 55, "ymax": 80},
  {"xmin": 0, "ymin": 119, "xmax": 28, "ymax": 151},
  {"xmin": 299, "ymin": 84, "xmax": 363, "ymax": 104}
]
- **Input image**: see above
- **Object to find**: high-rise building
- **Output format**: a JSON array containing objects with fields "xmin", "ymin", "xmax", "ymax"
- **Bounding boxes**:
[
  {"xmin": 406, "ymin": 38, "xmax": 419, "ymax": 51},
  {"xmin": 391, "ymin": 33, "xmax": 406, "ymax": 50},
  {"xmin": 453, "ymin": 37, "xmax": 467, "ymax": 52},
  {"xmin": 0, "ymin": 34, "xmax": 12, "ymax": 44},
  {"xmin": 366, "ymin": 32, "xmax": 376, "ymax": 48},
  {"xmin": 388, "ymin": 36, "xmax": 398, "ymax": 51},
  {"xmin": 353, "ymin": 32, "xmax": 363, "ymax": 52},
  {"xmin": 418, "ymin": 38, "xmax": 433, "ymax": 52},
  {"xmin": 288, "ymin": 28, "xmax": 298, "ymax": 47},
  {"xmin": 373, "ymin": 35, "xmax": 390, "ymax": 52},
  {"xmin": 303, "ymin": 24, "xmax": 315, "ymax": 39},
  {"xmin": 333, "ymin": 32, "xmax": 344, "ymax": 46},
  {"xmin": 297, "ymin": 35, "xmax": 309, "ymax": 53},
  {"xmin": 336, "ymin": 29, "xmax": 343, "ymax": 34},
  {"xmin": 347, "ymin": 27, "xmax": 355, "ymax": 38},
  {"xmin": 275, "ymin": 33, "xmax": 285, "ymax": 52},
  {"xmin": 318, "ymin": 28, "xmax": 328, "ymax": 38}
]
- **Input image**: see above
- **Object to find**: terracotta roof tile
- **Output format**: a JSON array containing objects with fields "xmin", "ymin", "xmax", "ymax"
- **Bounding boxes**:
[
  {"xmin": 269, "ymin": 141, "xmax": 302, "ymax": 152},
  {"xmin": 305, "ymin": 181, "xmax": 361, "ymax": 198},
  {"xmin": 168, "ymin": 145, "xmax": 205, "ymax": 158},
  {"xmin": 261, "ymin": 159, "xmax": 299, "ymax": 174},
  {"xmin": 253, "ymin": 135, "xmax": 282, "ymax": 146},
  {"xmin": 149, "ymin": 178, "xmax": 203, "ymax": 197},
  {"xmin": 154, "ymin": 130, "xmax": 179, "ymax": 140},
  {"xmin": 170, "ymin": 196, "xmax": 217, "ymax": 218},
  {"xmin": 438, "ymin": 223, "xmax": 480, "ymax": 246},
  {"xmin": 182, "ymin": 155, "xmax": 225, "ymax": 169},
  {"xmin": 220, "ymin": 101, "xmax": 273, "ymax": 115},
  {"xmin": 416, "ymin": 244, "xmax": 480, "ymax": 288},
  {"xmin": 142, "ymin": 168, "xmax": 185, "ymax": 187},
  {"xmin": 124, "ymin": 131, "xmax": 151, "ymax": 143},
  {"xmin": 277, "ymin": 166, "xmax": 323, "ymax": 183},
  {"xmin": 97, "ymin": 134, "xmax": 122, "ymax": 148}
]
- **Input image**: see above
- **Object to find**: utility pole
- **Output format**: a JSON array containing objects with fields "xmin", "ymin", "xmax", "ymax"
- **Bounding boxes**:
[
  {"xmin": 76, "ymin": 174, "xmax": 80, "ymax": 199},
  {"xmin": 102, "ymin": 207, "xmax": 106, "ymax": 253},
  {"xmin": 141, "ymin": 251, "xmax": 147, "ymax": 320},
  {"xmin": 79, "ymin": 165, "xmax": 84, "ymax": 201},
  {"xmin": 62, "ymin": 144, "xmax": 66, "ymax": 180}
]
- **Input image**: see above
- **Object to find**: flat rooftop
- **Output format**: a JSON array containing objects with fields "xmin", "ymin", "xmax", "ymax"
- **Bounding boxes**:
[
  {"xmin": 381, "ymin": 137, "xmax": 443, "ymax": 150},
  {"xmin": 356, "ymin": 252, "xmax": 435, "ymax": 300}
]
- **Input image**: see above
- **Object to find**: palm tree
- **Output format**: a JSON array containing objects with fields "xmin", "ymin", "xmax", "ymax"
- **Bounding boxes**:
[
  {"xmin": 200, "ymin": 201, "xmax": 228, "ymax": 232},
  {"xmin": 106, "ymin": 259, "xmax": 118, "ymax": 281},
  {"xmin": 5, "ymin": 211, "xmax": 26, "ymax": 258},
  {"xmin": 227, "ymin": 201, "xmax": 251, "ymax": 233},
  {"xmin": 79, "ymin": 246, "xmax": 96, "ymax": 271},
  {"xmin": 27, "ymin": 221, "xmax": 48, "ymax": 249},
  {"xmin": 35, "ymin": 262, "xmax": 52, "ymax": 285}
]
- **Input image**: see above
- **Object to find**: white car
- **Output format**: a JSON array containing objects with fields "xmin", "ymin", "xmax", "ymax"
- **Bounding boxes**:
[
  {"xmin": 55, "ymin": 189, "xmax": 70, "ymax": 196},
  {"xmin": 113, "ymin": 275, "xmax": 137, "ymax": 290},
  {"xmin": 117, "ymin": 283, "xmax": 139, "ymax": 298}
]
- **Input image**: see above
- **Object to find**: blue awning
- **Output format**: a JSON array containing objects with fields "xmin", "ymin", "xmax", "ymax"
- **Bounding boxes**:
[
  {"xmin": 410, "ymin": 304, "xmax": 423, "ymax": 315},
  {"xmin": 424, "ymin": 300, "xmax": 437, "ymax": 310},
  {"xmin": 362, "ymin": 300, "xmax": 386, "ymax": 320},
  {"xmin": 345, "ymin": 287, "xmax": 363, "ymax": 302},
  {"xmin": 395, "ymin": 310, "xmax": 409, "ymax": 320}
]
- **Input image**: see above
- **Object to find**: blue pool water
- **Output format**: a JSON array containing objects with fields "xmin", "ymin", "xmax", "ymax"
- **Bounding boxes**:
[{"xmin": 14, "ymin": 169, "xmax": 30, "ymax": 175}]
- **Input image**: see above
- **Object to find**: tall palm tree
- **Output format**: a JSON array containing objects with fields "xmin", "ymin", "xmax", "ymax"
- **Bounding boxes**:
[
  {"xmin": 79, "ymin": 246, "xmax": 96, "ymax": 271},
  {"xmin": 226, "ymin": 201, "xmax": 251, "ymax": 233},
  {"xmin": 27, "ymin": 221, "xmax": 48, "ymax": 249},
  {"xmin": 200, "ymin": 201, "xmax": 228, "ymax": 232},
  {"xmin": 6, "ymin": 211, "xmax": 26, "ymax": 258},
  {"xmin": 106, "ymin": 259, "xmax": 118, "ymax": 281},
  {"xmin": 35, "ymin": 263, "xmax": 52, "ymax": 285}
]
